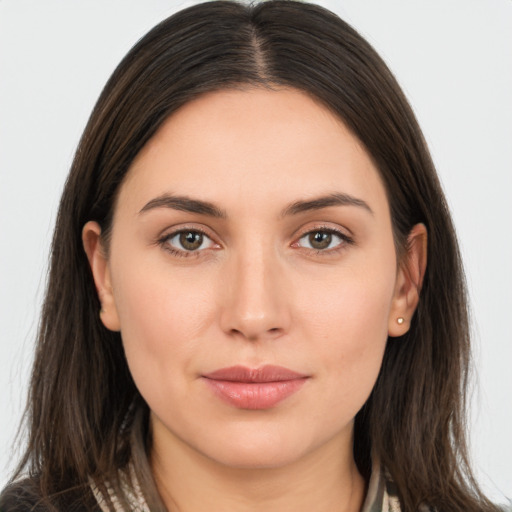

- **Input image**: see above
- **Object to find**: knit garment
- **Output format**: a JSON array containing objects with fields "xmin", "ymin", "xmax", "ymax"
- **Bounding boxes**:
[{"xmin": 90, "ymin": 460, "xmax": 405, "ymax": 512}]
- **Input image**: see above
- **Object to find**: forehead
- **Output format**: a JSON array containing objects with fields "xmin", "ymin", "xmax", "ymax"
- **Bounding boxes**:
[{"xmin": 118, "ymin": 87, "xmax": 388, "ymax": 217}]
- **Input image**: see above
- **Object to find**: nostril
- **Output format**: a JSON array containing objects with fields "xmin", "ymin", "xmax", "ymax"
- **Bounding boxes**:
[{"xmin": 228, "ymin": 326, "xmax": 283, "ymax": 341}]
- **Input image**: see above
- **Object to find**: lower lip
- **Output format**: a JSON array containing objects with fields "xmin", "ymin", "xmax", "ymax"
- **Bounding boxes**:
[{"xmin": 203, "ymin": 378, "xmax": 308, "ymax": 410}]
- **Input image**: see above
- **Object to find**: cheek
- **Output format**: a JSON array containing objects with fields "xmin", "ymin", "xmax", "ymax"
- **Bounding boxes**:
[
  {"xmin": 110, "ymin": 254, "xmax": 218, "ymax": 401},
  {"xmin": 296, "ymin": 256, "xmax": 396, "ymax": 412},
  {"xmin": 299, "ymin": 251, "xmax": 395, "ymax": 335}
]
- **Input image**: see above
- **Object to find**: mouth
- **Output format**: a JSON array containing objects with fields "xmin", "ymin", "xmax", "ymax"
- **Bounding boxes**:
[{"xmin": 201, "ymin": 365, "xmax": 309, "ymax": 410}]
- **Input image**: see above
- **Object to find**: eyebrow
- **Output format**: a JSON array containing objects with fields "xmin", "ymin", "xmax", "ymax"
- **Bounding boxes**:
[
  {"xmin": 139, "ymin": 192, "xmax": 372, "ymax": 218},
  {"xmin": 281, "ymin": 193, "xmax": 373, "ymax": 217},
  {"xmin": 139, "ymin": 194, "xmax": 227, "ymax": 218}
]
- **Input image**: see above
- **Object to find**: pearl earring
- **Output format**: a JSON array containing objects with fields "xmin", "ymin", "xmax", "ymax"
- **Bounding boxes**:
[{"xmin": 397, "ymin": 317, "xmax": 405, "ymax": 325}]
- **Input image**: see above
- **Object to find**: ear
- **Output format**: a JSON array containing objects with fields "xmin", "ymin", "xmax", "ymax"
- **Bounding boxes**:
[
  {"xmin": 82, "ymin": 221, "xmax": 121, "ymax": 332},
  {"xmin": 388, "ymin": 223, "xmax": 427, "ymax": 337}
]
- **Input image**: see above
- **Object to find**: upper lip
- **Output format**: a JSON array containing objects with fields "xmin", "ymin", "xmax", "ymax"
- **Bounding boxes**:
[{"xmin": 203, "ymin": 365, "xmax": 308, "ymax": 383}]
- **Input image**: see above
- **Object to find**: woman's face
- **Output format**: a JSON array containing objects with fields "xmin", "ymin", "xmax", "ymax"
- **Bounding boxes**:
[{"xmin": 85, "ymin": 87, "xmax": 421, "ymax": 469}]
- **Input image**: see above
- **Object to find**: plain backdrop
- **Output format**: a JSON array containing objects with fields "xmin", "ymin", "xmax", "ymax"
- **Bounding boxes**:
[{"xmin": 1, "ymin": 0, "xmax": 511, "ymax": 504}]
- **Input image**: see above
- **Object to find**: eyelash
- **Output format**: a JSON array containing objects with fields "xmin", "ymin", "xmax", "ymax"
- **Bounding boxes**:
[
  {"xmin": 293, "ymin": 226, "xmax": 354, "ymax": 255},
  {"xmin": 157, "ymin": 226, "xmax": 354, "ymax": 258},
  {"xmin": 158, "ymin": 227, "xmax": 217, "ymax": 258}
]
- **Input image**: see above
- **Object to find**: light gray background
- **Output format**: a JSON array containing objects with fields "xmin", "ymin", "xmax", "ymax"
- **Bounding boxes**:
[{"xmin": 1, "ymin": 0, "xmax": 511, "ymax": 503}]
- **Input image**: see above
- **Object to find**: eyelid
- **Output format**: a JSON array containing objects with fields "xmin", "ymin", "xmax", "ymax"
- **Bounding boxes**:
[
  {"xmin": 291, "ymin": 224, "xmax": 355, "ymax": 251},
  {"xmin": 157, "ymin": 224, "xmax": 221, "ymax": 256},
  {"xmin": 155, "ymin": 222, "xmax": 353, "ymax": 257}
]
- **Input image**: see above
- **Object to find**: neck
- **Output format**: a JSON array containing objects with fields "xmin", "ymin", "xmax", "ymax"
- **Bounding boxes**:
[{"xmin": 150, "ymin": 423, "xmax": 366, "ymax": 512}]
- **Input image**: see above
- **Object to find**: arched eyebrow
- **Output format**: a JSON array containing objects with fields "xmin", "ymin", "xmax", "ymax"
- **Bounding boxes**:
[
  {"xmin": 281, "ymin": 193, "xmax": 373, "ymax": 217},
  {"xmin": 139, "ymin": 192, "xmax": 372, "ymax": 218},
  {"xmin": 139, "ymin": 194, "xmax": 227, "ymax": 218}
]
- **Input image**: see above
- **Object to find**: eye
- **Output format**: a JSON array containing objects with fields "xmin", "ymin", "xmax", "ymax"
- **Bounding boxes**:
[
  {"xmin": 296, "ymin": 229, "xmax": 350, "ymax": 251},
  {"xmin": 163, "ymin": 229, "xmax": 216, "ymax": 253}
]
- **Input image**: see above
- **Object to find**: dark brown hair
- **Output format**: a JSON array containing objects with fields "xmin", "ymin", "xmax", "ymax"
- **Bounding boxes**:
[{"xmin": 2, "ymin": 1, "xmax": 499, "ymax": 511}]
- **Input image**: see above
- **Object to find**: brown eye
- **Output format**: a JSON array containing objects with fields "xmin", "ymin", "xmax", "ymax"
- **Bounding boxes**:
[
  {"xmin": 308, "ymin": 231, "xmax": 332, "ymax": 250},
  {"xmin": 179, "ymin": 231, "xmax": 203, "ymax": 251},
  {"xmin": 297, "ymin": 229, "xmax": 348, "ymax": 252},
  {"xmin": 164, "ymin": 230, "xmax": 215, "ymax": 253}
]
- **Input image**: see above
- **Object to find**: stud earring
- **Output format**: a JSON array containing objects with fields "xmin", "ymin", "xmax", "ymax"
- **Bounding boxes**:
[{"xmin": 397, "ymin": 317, "xmax": 405, "ymax": 325}]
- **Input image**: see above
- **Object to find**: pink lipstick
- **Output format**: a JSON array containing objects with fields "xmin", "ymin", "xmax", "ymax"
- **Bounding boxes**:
[{"xmin": 202, "ymin": 365, "xmax": 308, "ymax": 410}]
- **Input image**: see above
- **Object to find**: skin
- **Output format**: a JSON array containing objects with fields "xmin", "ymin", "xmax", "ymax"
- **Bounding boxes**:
[{"xmin": 83, "ymin": 87, "xmax": 427, "ymax": 512}]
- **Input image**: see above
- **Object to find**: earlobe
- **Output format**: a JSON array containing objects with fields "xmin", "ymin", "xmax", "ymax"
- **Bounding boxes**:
[
  {"xmin": 82, "ymin": 221, "xmax": 121, "ymax": 332},
  {"xmin": 388, "ymin": 223, "xmax": 428, "ymax": 337}
]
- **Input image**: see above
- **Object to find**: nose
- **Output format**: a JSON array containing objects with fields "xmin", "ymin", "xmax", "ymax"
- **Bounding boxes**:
[{"xmin": 219, "ymin": 245, "xmax": 291, "ymax": 341}]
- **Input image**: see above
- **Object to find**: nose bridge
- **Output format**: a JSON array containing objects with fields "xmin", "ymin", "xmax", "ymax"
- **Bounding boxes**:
[{"xmin": 220, "ymin": 238, "xmax": 289, "ymax": 340}]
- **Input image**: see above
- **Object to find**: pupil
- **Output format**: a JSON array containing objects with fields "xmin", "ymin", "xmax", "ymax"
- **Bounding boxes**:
[
  {"xmin": 180, "ymin": 231, "xmax": 202, "ymax": 250},
  {"xmin": 309, "ymin": 231, "xmax": 331, "ymax": 250}
]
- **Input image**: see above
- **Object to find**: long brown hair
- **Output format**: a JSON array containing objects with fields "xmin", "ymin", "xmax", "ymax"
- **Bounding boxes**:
[{"xmin": 3, "ymin": 1, "xmax": 499, "ymax": 511}]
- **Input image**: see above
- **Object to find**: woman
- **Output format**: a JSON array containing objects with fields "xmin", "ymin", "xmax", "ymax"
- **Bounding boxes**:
[{"xmin": 0, "ymin": 1, "xmax": 504, "ymax": 511}]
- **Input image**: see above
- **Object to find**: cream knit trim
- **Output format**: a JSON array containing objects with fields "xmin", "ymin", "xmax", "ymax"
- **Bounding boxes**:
[
  {"xmin": 89, "ymin": 464, "xmax": 149, "ymax": 512},
  {"xmin": 90, "ymin": 462, "xmax": 403, "ymax": 511}
]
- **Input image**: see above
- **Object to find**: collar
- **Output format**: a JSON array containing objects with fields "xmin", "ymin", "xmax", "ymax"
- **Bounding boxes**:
[
  {"xmin": 91, "ymin": 461, "xmax": 401, "ymax": 511},
  {"xmin": 361, "ymin": 460, "xmax": 401, "ymax": 512}
]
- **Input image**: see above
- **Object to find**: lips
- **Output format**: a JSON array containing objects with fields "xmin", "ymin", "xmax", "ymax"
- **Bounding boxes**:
[{"xmin": 202, "ymin": 365, "xmax": 309, "ymax": 410}]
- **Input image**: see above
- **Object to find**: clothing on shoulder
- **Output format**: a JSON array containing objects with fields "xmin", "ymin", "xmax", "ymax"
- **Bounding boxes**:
[{"xmin": 0, "ymin": 479, "xmax": 100, "ymax": 512}]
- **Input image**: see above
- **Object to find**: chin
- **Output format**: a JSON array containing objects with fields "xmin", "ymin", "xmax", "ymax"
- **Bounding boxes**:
[
  {"xmin": 193, "ymin": 426, "xmax": 319, "ymax": 470},
  {"xmin": 208, "ymin": 444, "xmax": 306, "ymax": 470}
]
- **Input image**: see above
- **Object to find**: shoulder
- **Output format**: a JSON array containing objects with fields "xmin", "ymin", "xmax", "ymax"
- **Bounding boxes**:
[
  {"xmin": 0, "ymin": 480, "xmax": 45, "ymax": 512},
  {"xmin": 0, "ymin": 479, "xmax": 101, "ymax": 512}
]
